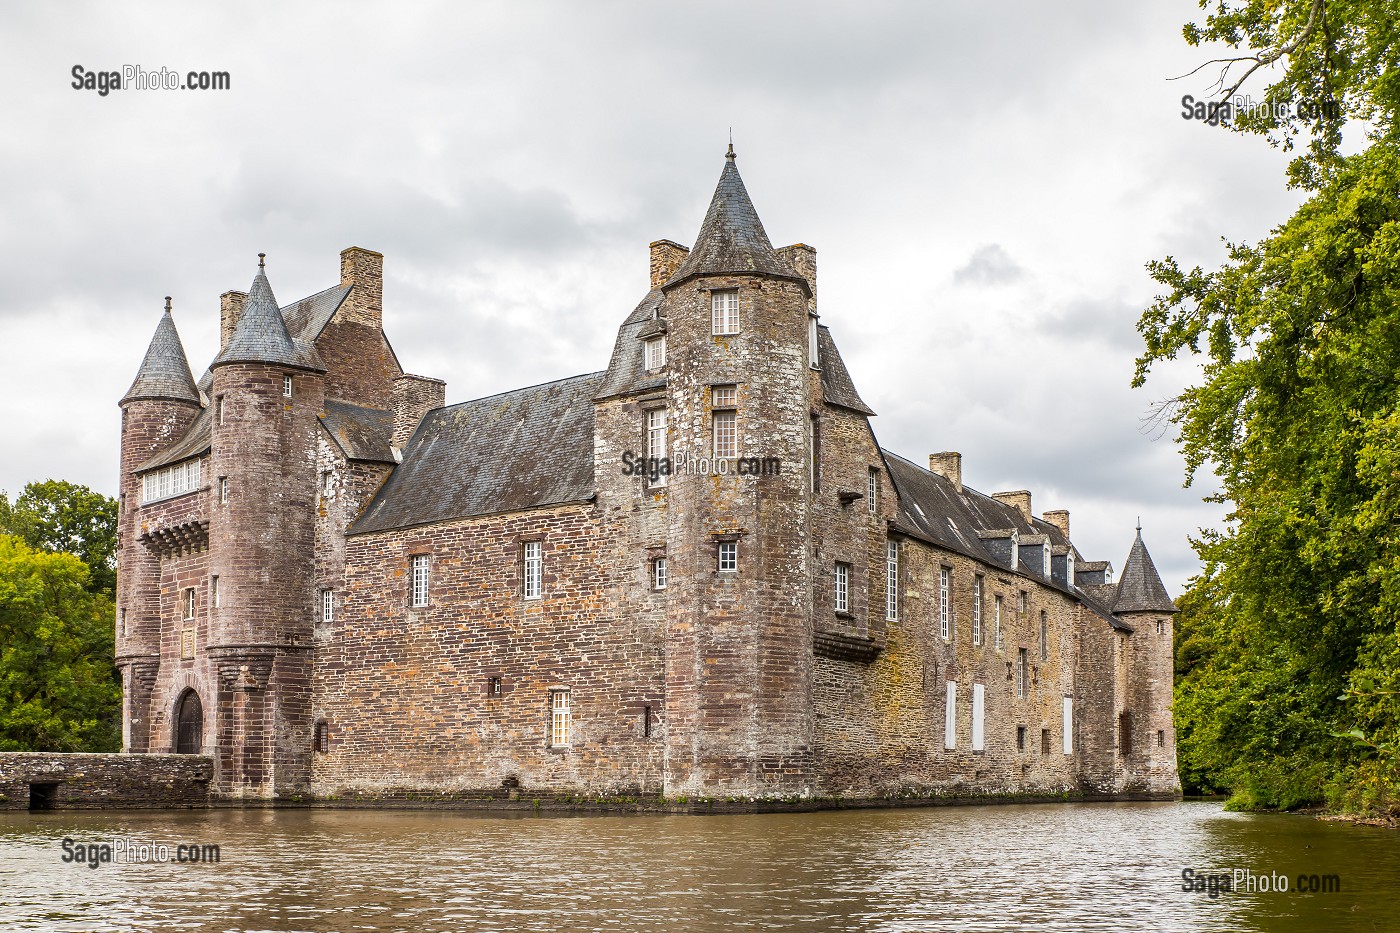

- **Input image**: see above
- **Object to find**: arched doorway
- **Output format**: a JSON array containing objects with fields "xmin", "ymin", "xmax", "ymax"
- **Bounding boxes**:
[{"xmin": 175, "ymin": 689, "xmax": 203, "ymax": 754}]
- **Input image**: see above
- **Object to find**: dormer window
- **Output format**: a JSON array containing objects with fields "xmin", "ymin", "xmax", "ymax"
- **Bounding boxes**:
[
  {"xmin": 712, "ymin": 289, "xmax": 739, "ymax": 335},
  {"xmin": 283, "ymin": 375, "xmax": 293, "ymax": 398},
  {"xmin": 1066, "ymin": 553, "xmax": 1075, "ymax": 587},
  {"xmin": 644, "ymin": 335, "xmax": 666, "ymax": 371},
  {"xmin": 1043, "ymin": 543, "xmax": 1051, "ymax": 577}
]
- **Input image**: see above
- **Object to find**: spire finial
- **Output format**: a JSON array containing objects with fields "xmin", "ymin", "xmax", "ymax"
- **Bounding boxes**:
[
  {"xmin": 258, "ymin": 252, "xmax": 266, "ymax": 270},
  {"xmin": 726, "ymin": 129, "xmax": 735, "ymax": 162},
  {"xmin": 1136, "ymin": 516, "xmax": 1142, "ymax": 533},
  {"xmin": 164, "ymin": 296, "xmax": 172, "ymax": 314}
]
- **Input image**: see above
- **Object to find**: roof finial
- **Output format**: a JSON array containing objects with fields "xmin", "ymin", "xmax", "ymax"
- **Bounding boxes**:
[
  {"xmin": 726, "ymin": 129, "xmax": 735, "ymax": 162},
  {"xmin": 258, "ymin": 252, "xmax": 266, "ymax": 270},
  {"xmin": 164, "ymin": 296, "xmax": 172, "ymax": 314},
  {"xmin": 1136, "ymin": 516, "xmax": 1142, "ymax": 533}
]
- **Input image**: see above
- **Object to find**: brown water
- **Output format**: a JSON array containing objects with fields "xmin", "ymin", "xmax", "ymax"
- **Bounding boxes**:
[{"xmin": 0, "ymin": 801, "xmax": 1395, "ymax": 932}]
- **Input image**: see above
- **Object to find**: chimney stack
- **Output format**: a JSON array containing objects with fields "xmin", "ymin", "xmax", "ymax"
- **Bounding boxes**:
[
  {"xmin": 993, "ymin": 489, "xmax": 1032, "ymax": 521},
  {"xmin": 928, "ymin": 452, "xmax": 962, "ymax": 492},
  {"xmin": 649, "ymin": 240, "xmax": 689, "ymax": 289},
  {"xmin": 1042, "ymin": 510, "xmax": 1070, "ymax": 540},
  {"xmin": 219, "ymin": 290, "xmax": 247, "ymax": 350},
  {"xmin": 391, "ymin": 374, "xmax": 446, "ymax": 450},
  {"xmin": 340, "ymin": 246, "xmax": 384, "ymax": 329},
  {"xmin": 775, "ymin": 243, "xmax": 817, "ymax": 300}
]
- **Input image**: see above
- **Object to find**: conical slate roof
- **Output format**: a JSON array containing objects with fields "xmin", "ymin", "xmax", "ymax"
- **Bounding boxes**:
[
  {"xmin": 663, "ymin": 146, "xmax": 803, "ymax": 288},
  {"xmin": 121, "ymin": 301, "xmax": 200, "ymax": 405},
  {"xmin": 213, "ymin": 258, "xmax": 323, "ymax": 371},
  {"xmin": 1113, "ymin": 528, "xmax": 1177, "ymax": 613}
]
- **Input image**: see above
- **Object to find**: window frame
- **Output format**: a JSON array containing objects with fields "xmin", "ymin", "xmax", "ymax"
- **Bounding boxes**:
[
  {"xmin": 644, "ymin": 335, "xmax": 666, "ymax": 371},
  {"xmin": 834, "ymin": 561, "xmax": 850, "ymax": 614},
  {"xmin": 972, "ymin": 574, "xmax": 983, "ymax": 645},
  {"xmin": 409, "ymin": 554, "xmax": 430, "ymax": 608},
  {"xmin": 994, "ymin": 594, "xmax": 1004, "ymax": 651},
  {"xmin": 321, "ymin": 587, "xmax": 334, "ymax": 624},
  {"xmin": 182, "ymin": 587, "xmax": 197, "ymax": 620},
  {"xmin": 885, "ymin": 540, "xmax": 899, "ymax": 622},
  {"xmin": 549, "ymin": 689, "xmax": 571, "ymax": 748},
  {"xmin": 711, "ymin": 288, "xmax": 739, "ymax": 335},
  {"xmin": 522, "ymin": 541, "xmax": 543, "ymax": 600},
  {"xmin": 646, "ymin": 407, "xmax": 668, "ymax": 486},
  {"xmin": 717, "ymin": 541, "xmax": 738, "ymax": 574},
  {"xmin": 653, "ymin": 556, "xmax": 668, "ymax": 590},
  {"xmin": 283, "ymin": 374, "xmax": 294, "ymax": 398},
  {"xmin": 938, "ymin": 566, "xmax": 952, "ymax": 640}
]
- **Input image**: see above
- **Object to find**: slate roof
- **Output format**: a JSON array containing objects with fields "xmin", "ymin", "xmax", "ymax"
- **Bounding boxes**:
[
  {"xmin": 1113, "ymin": 529, "xmax": 1178, "ymax": 613},
  {"xmin": 137, "ymin": 405, "xmax": 212, "ymax": 472},
  {"xmin": 594, "ymin": 290, "xmax": 667, "ymax": 402},
  {"xmin": 212, "ymin": 264, "xmax": 325, "ymax": 372},
  {"xmin": 663, "ymin": 148, "xmax": 805, "ymax": 289},
  {"xmin": 122, "ymin": 307, "xmax": 201, "ymax": 405},
  {"xmin": 817, "ymin": 326, "xmax": 874, "ymax": 415},
  {"xmin": 320, "ymin": 400, "xmax": 396, "ymax": 464},
  {"xmin": 282, "ymin": 284, "xmax": 351, "ymax": 345},
  {"xmin": 351, "ymin": 372, "xmax": 603, "ymax": 535}
]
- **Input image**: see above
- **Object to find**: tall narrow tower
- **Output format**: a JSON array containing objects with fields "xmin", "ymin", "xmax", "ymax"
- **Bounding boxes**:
[
  {"xmin": 658, "ymin": 147, "xmax": 818, "ymax": 796},
  {"xmin": 205, "ymin": 256, "xmax": 326, "ymax": 798},
  {"xmin": 1113, "ymin": 527, "xmax": 1180, "ymax": 796},
  {"xmin": 116, "ymin": 299, "xmax": 203, "ymax": 753}
]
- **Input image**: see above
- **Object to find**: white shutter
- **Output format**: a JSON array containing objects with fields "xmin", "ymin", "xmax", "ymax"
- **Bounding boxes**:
[
  {"xmin": 1063, "ymin": 697, "xmax": 1074, "ymax": 754},
  {"xmin": 944, "ymin": 681, "xmax": 957, "ymax": 749},
  {"xmin": 972, "ymin": 683, "xmax": 986, "ymax": 751}
]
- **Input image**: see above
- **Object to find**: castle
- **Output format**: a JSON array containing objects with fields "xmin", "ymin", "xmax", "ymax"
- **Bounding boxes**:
[{"xmin": 115, "ymin": 147, "xmax": 1180, "ymax": 804}]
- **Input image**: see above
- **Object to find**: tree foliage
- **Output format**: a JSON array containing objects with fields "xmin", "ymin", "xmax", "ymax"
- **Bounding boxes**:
[
  {"xmin": 0, "ymin": 535, "xmax": 120, "ymax": 752},
  {"xmin": 1142, "ymin": 2, "xmax": 1400, "ymax": 814},
  {"xmin": 0, "ymin": 480, "xmax": 118, "ymax": 597}
]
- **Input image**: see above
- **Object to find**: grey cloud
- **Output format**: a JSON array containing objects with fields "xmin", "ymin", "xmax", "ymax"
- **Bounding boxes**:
[{"xmin": 953, "ymin": 244, "xmax": 1026, "ymax": 286}]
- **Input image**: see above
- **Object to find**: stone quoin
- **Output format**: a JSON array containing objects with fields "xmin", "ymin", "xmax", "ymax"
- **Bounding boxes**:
[{"xmin": 114, "ymin": 147, "xmax": 1179, "ymax": 805}]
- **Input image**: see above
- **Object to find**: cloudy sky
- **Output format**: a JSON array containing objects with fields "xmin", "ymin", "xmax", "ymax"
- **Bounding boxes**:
[{"xmin": 0, "ymin": 1, "xmax": 1306, "ymax": 591}]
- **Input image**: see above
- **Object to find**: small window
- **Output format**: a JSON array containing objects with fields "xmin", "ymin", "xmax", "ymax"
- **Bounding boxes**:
[
  {"xmin": 994, "ymin": 595, "xmax": 1004, "ymax": 651},
  {"xmin": 1119, "ymin": 710, "xmax": 1134, "ymax": 756},
  {"xmin": 885, "ymin": 540, "xmax": 899, "ymax": 622},
  {"xmin": 834, "ymin": 562, "xmax": 850, "ymax": 613},
  {"xmin": 487, "ymin": 676, "xmax": 503, "ymax": 697},
  {"xmin": 211, "ymin": 576, "xmax": 220, "ymax": 610},
  {"xmin": 711, "ymin": 288, "xmax": 739, "ymax": 335},
  {"xmin": 321, "ymin": 588, "xmax": 334, "ymax": 624},
  {"xmin": 713, "ymin": 410, "xmax": 737, "ymax": 459},
  {"xmin": 646, "ymin": 408, "xmax": 667, "ymax": 487},
  {"xmin": 1018, "ymin": 647, "xmax": 1029, "ymax": 699},
  {"xmin": 867, "ymin": 467, "xmax": 878, "ymax": 514},
  {"xmin": 410, "ymin": 554, "xmax": 430, "ymax": 608},
  {"xmin": 939, "ymin": 567, "xmax": 952, "ymax": 640},
  {"xmin": 183, "ymin": 587, "xmax": 196, "ymax": 620},
  {"xmin": 653, "ymin": 557, "xmax": 668, "ymax": 590},
  {"xmin": 1041, "ymin": 727, "xmax": 1051, "ymax": 755},
  {"xmin": 283, "ymin": 374, "xmax": 293, "ymax": 398},
  {"xmin": 972, "ymin": 575, "xmax": 983, "ymax": 646},
  {"xmin": 1157, "ymin": 729, "xmax": 1166, "ymax": 748},
  {"xmin": 1065, "ymin": 553, "xmax": 1075, "ymax": 587},
  {"xmin": 644, "ymin": 335, "xmax": 666, "ymax": 371},
  {"xmin": 717, "ymin": 541, "xmax": 738, "ymax": 573},
  {"xmin": 217, "ymin": 395, "xmax": 225, "ymax": 425},
  {"xmin": 522, "ymin": 541, "xmax": 542, "ymax": 600},
  {"xmin": 119, "ymin": 608, "xmax": 127, "ymax": 636},
  {"xmin": 642, "ymin": 705, "xmax": 653, "ymax": 738},
  {"xmin": 1017, "ymin": 725, "xmax": 1026, "ymax": 752},
  {"xmin": 808, "ymin": 316, "xmax": 820, "ymax": 368},
  {"xmin": 1156, "ymin": 620, "xmax": 1166, "ymax": 635},
  {"xmin": 550, "ymin": 690, "xmax": 571, "ymax": 748},
  {"xmin": 314, "ymin": 720, "xmax": 329, "ymax": 753},
  {"xmin": 711, "ymin": 385, "xmax": 738, "ymax": 408},
  {"xmin": 1018, "ymin": 590, "xmax": 1028, "ymax": 617},
  {"xmin": 1040, "ymin": 610, "xmax": 1049, "ymax": 661},
  {"xmin": 219, "ymin": 477, "xmax": 228, "ymax": 504},
  {"xmin": 180, "ymin": 626, "xmax": 195, "ymax": 660},
  {"xmin": 321, "ymin": 471, "xmax": 333, "ymax": 500}
]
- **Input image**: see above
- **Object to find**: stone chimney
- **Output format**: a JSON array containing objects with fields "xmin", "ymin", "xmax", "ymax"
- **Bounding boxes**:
[
  {"xmin": 649, "ymin": 240, "xmax": 689, "ymax": 289},
  {"xmin": 340, "ymin": 246, "xmax": 384, "ymax": 329},
  {"xmin": 219, "ymin": 290, "xmax": 247, "ymax": 350},
  {"xmin": 775, "ymin": 243, "xmax": 817, "ymax": 300},
  {"xmin": 1042, "ymin": 509, "xmax": 1070, "ymax": 540},
  {"xmin": 392, "ymin": 374, "xmax": 446, "ymax": 450},
  {"xmin": 928, "ymin": 452, "xmax": 962, "ymax": 491},
  {"xmin": 993, "ymin": 490, "xmax": 1032, "ymax": 521}
]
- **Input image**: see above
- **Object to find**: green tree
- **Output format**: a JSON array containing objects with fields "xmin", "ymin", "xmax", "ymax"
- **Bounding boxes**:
[
  {"xmin": 1141, "ymin": 2, "xmax": 1400, "ymax": 814},
  {"xmin": 0, "ymin": 535, "xmax": 121, "ymax": 752},
  {"xmin": 0, "ymin": 481, "xmax": 118, "ymax": 597}
]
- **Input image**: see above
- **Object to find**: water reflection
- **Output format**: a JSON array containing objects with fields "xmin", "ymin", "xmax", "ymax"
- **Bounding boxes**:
[{"xmin": 0, "ymin": 802, "xmax": 1394, "ymax": 932}]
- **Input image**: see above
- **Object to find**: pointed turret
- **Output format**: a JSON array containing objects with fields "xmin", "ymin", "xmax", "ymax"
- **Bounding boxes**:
[
  {"xmin": 212, "ymin": 255, "xmax": 323, "ymax": 371},
  {"xmin": 663, "ymin": 145, "xmax": 804, "ymax": 289},
  {"xmin": 121, "ymin": 298, "xmax": 200, "ymax": 404},
  {"xmin": 1113, "ymin": 527, "xmax": 1177, "ymax": 613}
]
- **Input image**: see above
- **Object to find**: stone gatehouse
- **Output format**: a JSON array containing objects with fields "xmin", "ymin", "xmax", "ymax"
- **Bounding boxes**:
[{"xmin": 115, "ymin": 146, "xmax": 1179, "ymax": 804}]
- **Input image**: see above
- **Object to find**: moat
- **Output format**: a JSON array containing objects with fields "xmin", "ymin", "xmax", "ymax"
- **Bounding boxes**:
[{"xmin": 2, "ymin": 801, "xmax": 1395, "ymax": 932}]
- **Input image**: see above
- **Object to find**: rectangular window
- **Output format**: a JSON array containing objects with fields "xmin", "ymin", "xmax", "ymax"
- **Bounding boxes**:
[
  {"xmin": 711, "ymin": 385, "xmax": 738, "ymax": 408},
  {"xmin": 647, "ymin": 408, "xmax": 668, "ymax": 486},
  {"xmin": 1018, "ymin": 590, "xmax": 1027, "ymax": 618},
  {"xmin": 642, "ymin": 705, "xmax": 653, "ymax": 738},
  {"xmin": 711, "ymin": 288, "xmax": 739, "ymax": 335},
  {"xmin": 944, "ymin": 681, "xmax": 957, "ymax": 749},
  {"xmin": 1017, "ymin": 725, "xmax": 1026, "ymax": 752},
  {"xmin": 868, "ymin": 467, "xmax": 878, "ymax": 514},
  {"xmin": 644, "ymin": 335, "xmax": 666, "ymax": 371},
  {"xmin": 142, "ymin": 458, "xmax": 202, "ymax": 503},
  {"xmin": 973, "ymin": 575, "xmax": 983, "ymax": 645},
  {"xmin": 834, "ymin": 562, "xmax": 850, "ymax": 613},
  {"xmin": 971, "ymin": 683, "xmax": 985, "ymax": 751},
  {"xmin": 217, "ymin": 395, "xmax": 225, "ymax": 425},
  {"xmin": 1119, "ymin": 710, "xmax": 1134, "ymax": 756},
  {"xmin": 550, "ymin": 690, "xmax": 571, "ymax": 748},
  {"xmin": 1040, "ymin": 610, "xmax": 1049, "ymax": 661},
  {"xmin": 1018, "ymin": 647, "xmax": 1029, "ymax": 698},
  {"xmin": 211, "ymin": 576, "xmax": 220, "ymax": 609},
  {"xmin": 713, "ymin": 410, "xmax": 737, "ymax": 459},
  {"xmin": 939, "ymin": 567, "xmax": 951, "ymax": 640},
  {"xmin": 119, "ymin": 608, "xmax": 126, "ymax": 636},
  {"xmin": 314, "ymin": 721, "xmax": 329, "ymax": 754},
  {"xmin": 321, "ymin": 588, "xmax": 334, "ymax": 623},
  {"xmin": 321, "ymin": 471, "xmax": 333, "ymax": 500},
  {"xmin": 523, "ymin": 541, "xmax": 542, "ymax": 599},
  {"xmin": 653, "ymin": 557, "xmax": 667, "ymax": 590},
  {"xmin": 487, "ymin": 676, "xmax": 503, "ymax": 697},
  {"xmin": 808, "ymin": 316, "xmax": 820, "ymax": 368},
  {"xmin": 283, "ymin": 374, "xmax": 293, "ymax": 398},
  {"xmin": 183, "ymin": 587, "xmax": 196, "ymax": 619},
  {"xmin": 1042, "ymin": 727, "xmax": 1051, "ymax": 755},
  {"xmin": 1157, "ymin": 729, "xmax": 1166, "ymax": 748},
  {"xmin": 810, "ymin": 415, "xmax": 820, "ymax": 492},
  {"xmin": 410, "ymin": 554, "xmax": 430, "ymax": 607},
  {"xmin": 717, "ymin": 541, "xmax": 737, "ymax": 573},
  {"xmin": 180, "ymin": 626, "xmax": 195, "ymax": 659},
  {"xmin": 1063, "ymin": 697, "xmax": 1074, "ymax": 754},
  {"xmin": 994, "ymin": 595, "xmax": 1004, "ymax": 651},
  {"xmin": 219, "ymin": 477, "xmax": 228, "ymax": 504},
  {"xmin": 885, "ymin": 540, "xmax": 899, "ymax": 621}
]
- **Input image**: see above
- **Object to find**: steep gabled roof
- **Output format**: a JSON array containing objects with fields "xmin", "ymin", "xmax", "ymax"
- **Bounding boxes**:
[
  {"xmin": 594, "ymin": 289, "xmax": 668, "ymax": 402},
  {"xmin": 351, "ymin": 372, "xmax": 603, "ymax": 535},
  {"xmin": 282, "ymin": 283, "xmax": 351, "ymax": 346},
  {"xmin": 212, "ymin": 260, "xmax": 325, "ymax": 372},
  {"xmin": 136, "ymin": 405, "xmax": 211, "ymax": 473},
  {"xmin": 817, "ymin": 326, "xmax": 874, "ymax": 415},
  {"xmin": 663, "ymin": 147, "xmax": 804, "ymax": 289},
  {"xmin": 122, "ymin": 303, "xmax": 200, "ymax": 405},
  {"xmin": 1114, "ymin": 529, "xmax": 1177, "ymax": 613},
  {"xmin": 320, "ymin": 400, "xmax": 396, "ymax": 464}
]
